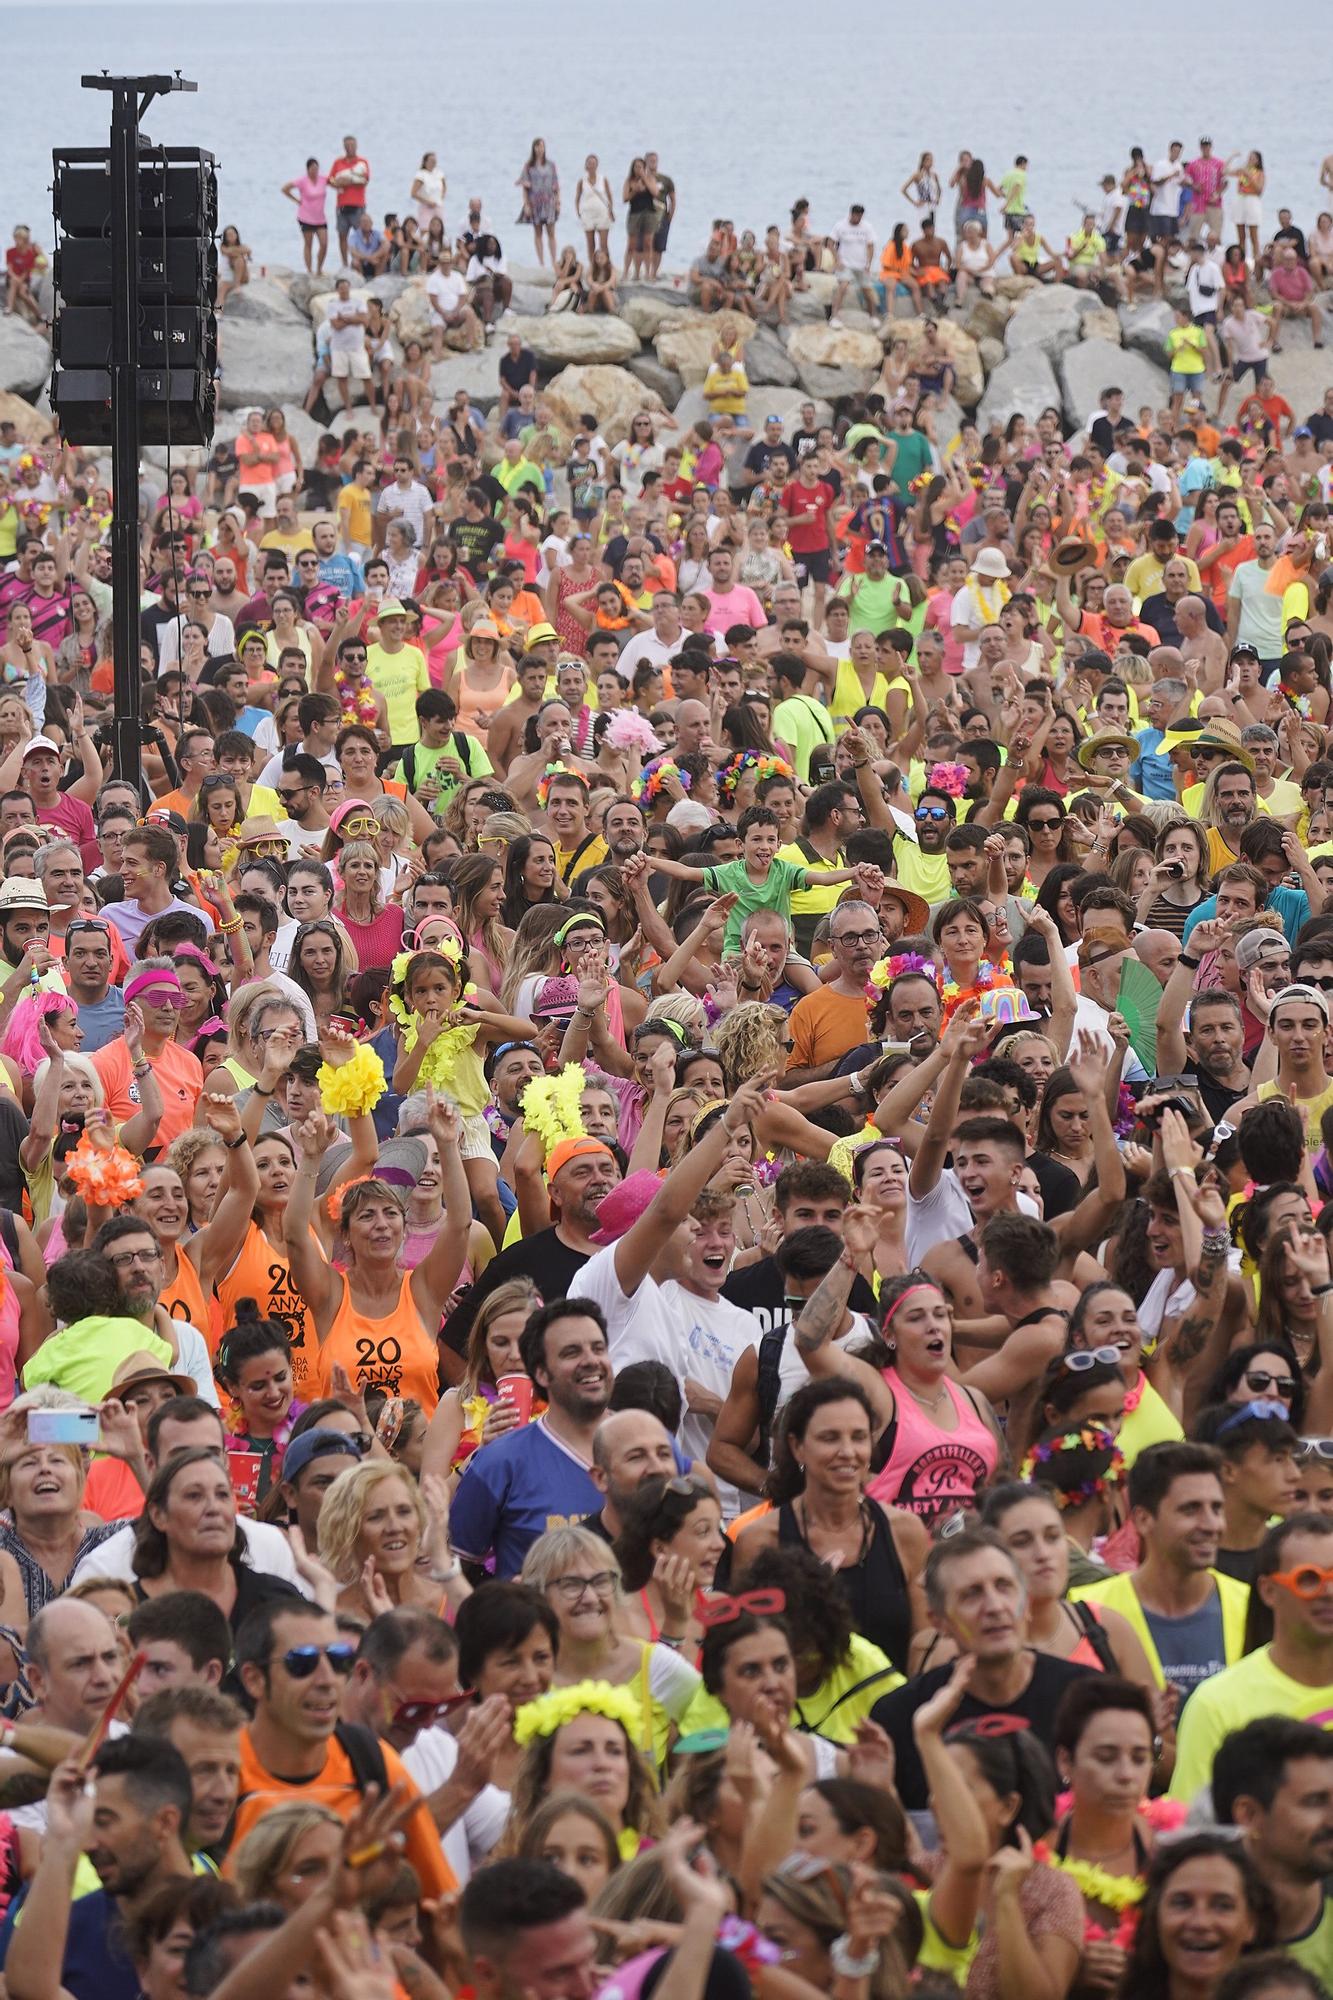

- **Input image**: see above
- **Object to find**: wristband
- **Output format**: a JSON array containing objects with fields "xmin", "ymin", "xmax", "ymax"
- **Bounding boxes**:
[
  {"xmin": 132, "ymin": 1062, "xmax": 151, "ymax": 1079},
  {"xmin": 1314, "ymin": 1283, "xmax": 1333, "ymax": 1297},
  {"xmin": 224, "ymin": 1133, "xmax": 246, "ymax": 1151},
  {"xmin": 658, "ymin": 1633, "xmax": 686, "ymax": 1649},
  {"xmin": 830, "ymin": 1936, "xmax": 879, "ymax": 1980},
  {"xmin": 254, "ymin": 1084, "xmax": 275, "ymax": 1097},
  {"xmin": 1179, "ymin": 952, "xmax": 1201, "ymax": 969},
  {"xmin": 430, "ymin": 1563, "xmax": 461, "ymax": 1584}
]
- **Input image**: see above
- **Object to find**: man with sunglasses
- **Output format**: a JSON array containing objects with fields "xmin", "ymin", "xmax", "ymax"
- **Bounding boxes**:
[
  {"xmin": 273, "ymin": 754, "xmax": 332, "ymax": 858},
  {"xmin": 231, "ymin": 1598, "xmax": 456, "ymax": 1895},
  {"xmin": 1172, "ymin": 1512, "xmax": 1333, "ymax": 1800},
  {"xmin": 341, "ymin": 1607, "xmax": 510, "ymax": 1883}
]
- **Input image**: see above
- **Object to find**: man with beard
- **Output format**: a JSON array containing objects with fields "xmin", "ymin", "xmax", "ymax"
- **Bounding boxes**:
[
  {"xmin": 893, "ymin": 785, "xmax": 954, "ymax": 902},
  {"xmin": 0, "ymin": 877, "xmax": 64, "ymax": 1013},
  {"xmin": 442, "ymin": 1139, "xmax": 623, "ymax": 1355},
  {"xmin": 450, "ymin": 1299, "xmax": 615, "ymax": 1575},
  {"xmin": 1072, "ymin": 1441, "xmax": 1251, "ymax": 1702},
  {"xmin": 939, "ymin": 826, "xmax": 1028, "ymax": 939},
  {"xmin": 585, "ymin": 1409, "xmax": 683, "ymax": 1540},
  {"xmin": 1214, "ymin": 1713, "xmax": 1333, "ymax": 1979},
  {"xmin": 602, "ymin": 796, "xmax": 646, "ymax": 865},
  {"xmin": 483, "ymin": 1040, "xmax": 546, "ymax": 1159},
  {"xmin": 2, "ymin": 1735, "xmax": 194, "ymax": 2000},
  {"xmin": 785, "ymin": 900, "xmax": 882, "ymax": 1081},
  {"xmin": 90, "ymin": 1213, "xmax": 213, "ymax": 1370},
  {"xmin": 1204, "ymin": 758, "xmax": 1261, "ymax": 872}
]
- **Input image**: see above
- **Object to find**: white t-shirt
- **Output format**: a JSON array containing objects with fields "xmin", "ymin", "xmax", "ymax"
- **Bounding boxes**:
[
  {"xmin": 427, "ymin": 271, "xmax": 468, "ymax": 319},
  {"xmin": 906, "ymin": 1170, "xmax": 1041, "ymax": 1265},
  {"xmin": 157, "ymin": 613, "xmax": 235, "ymax": 667},
  {"xmin": 617, "ymin": 628, "xmax": 683, "ymax": 676},
  {"xmin": 328, "ymin": 302, "xmax": 368, "ymax": 354},
  {"xmin": 1187, "ymin": 256, "xmax": 1223, "ymax": 317},
  {"xmin": 258, "ymin": 745, "xmax": 340, "ymax": 788},
  {"xmin": 568, "ymin": 1244, "xmax": 675, "ymax": 1374},
  {"xmin": 376, "ymin": 480, "xmax": 434, "ymax": 539},
  {"xmin": 70, "ymin": 1515, "xmax": 304, "ymax": 1589},
  {"xmin": 1150, "ymin": 158, "xmax": 1184, "ymax": 218},
  {"xmin": 400, "ymin": 1725, "xmax": 510, "ymax": 1883},
  {"xmin": 656, "ymin": 1281, "xmax": 763, "ymax": 1517},
  {"xmin": 832, "ymin": 221, "xmax": 875, "ymax": 270}
]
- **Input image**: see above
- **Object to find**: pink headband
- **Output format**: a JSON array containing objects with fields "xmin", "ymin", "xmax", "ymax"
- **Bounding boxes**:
[
  {"xmin": 172, "ymin": 943, "xmax": 217, "ymax": 978},
  {"xmin": 882, "ymin": 1283, "xmax": 943, "ymax": 1326},
  {"xmin": 125, "ymin": 968, "xmax": 182, "ymax": 1007}
]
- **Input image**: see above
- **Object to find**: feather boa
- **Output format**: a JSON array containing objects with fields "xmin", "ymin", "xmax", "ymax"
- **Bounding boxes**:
[{"xmin": 520, "ymin": 1064, "xmax": 587, "ymax": 1158}]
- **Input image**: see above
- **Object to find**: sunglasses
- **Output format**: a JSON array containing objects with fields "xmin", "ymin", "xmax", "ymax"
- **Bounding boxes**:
[
  {"xmin": 278, "ymin": 1642, "xmax": 358, "ymax": 1679},
  {"xmin": 65, "ymin": 919, "xmax": 111, "ymax": 941},
  {"xmin": 1304, "ymin": 976, "xmax": 1333, "ymax": 994},
  {"xmin": 915, "ymin": 806, "xmax": 949, "ymax": 823},
  {"xmin": 1062, "ymin": 1346, "xmax": 1121, "ymax": 1371},
  {"xmin": 1027, "ymin": 816, "xmax": 1063, "ymax": 831},
  {"xmin": 1245, "ymin": 1369, "xmax": 1297, "ymax": 1399},
  {"xmin": 390, "ymin": 1693, "xmax": 475, "ymax": 1731},
  {"xmin": 1298, "ymin": 1438, "xmax": 1333, "ymax": 1462},
  {"xmin": 277, "ymin": 788, "xmax": 309, "ymax": 805},
  {"xmin": 696, "ymin": 1585, "xmax": 786, "ymax": 1629},
  {"xmin": 1269, "ymin": 1563, "xmax": 1333, "ymax": 1600}
]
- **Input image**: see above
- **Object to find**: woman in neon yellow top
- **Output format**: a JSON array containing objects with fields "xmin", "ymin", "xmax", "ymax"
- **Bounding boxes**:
[{"xmin": 831, "ymin": 629, "xmax": 895, "ymax": 730}]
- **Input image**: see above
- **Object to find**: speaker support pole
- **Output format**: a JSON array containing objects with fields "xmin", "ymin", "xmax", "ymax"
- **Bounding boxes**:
[{"xmin": 80, "ymin": 72, "xmax": 195, "ymax": 792}]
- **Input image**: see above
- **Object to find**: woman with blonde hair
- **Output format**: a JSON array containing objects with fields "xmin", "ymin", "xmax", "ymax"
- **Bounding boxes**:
[
  {"xmin": 519, "ymin": 1523, "xmax": 700, "ymax": 1765},
  {"xmin": 229, "ymin": 1801, "xmax": 344, "ymax": 1909},
  {"xmin": 421, "ymin": 1276, "xmax": 540, "ymax": 1481},
  {"xmin": 710, "ymin": 1001, "xmax": 839, "ymax": 1160},
  {"xmin": 315, "ymin": 1455, "xmax": 465, "ymax": 1623}
]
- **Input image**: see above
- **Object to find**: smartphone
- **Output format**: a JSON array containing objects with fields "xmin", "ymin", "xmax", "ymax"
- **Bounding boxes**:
[{"xmin": 28, "ymin": 1409, "xmax": 98, "ymax": 1446}]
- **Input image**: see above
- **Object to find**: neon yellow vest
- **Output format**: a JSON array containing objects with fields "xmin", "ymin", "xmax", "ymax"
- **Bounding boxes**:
[{"xmin": 1068, "ymin": 1569, "xmax": 1250, "ymax": 1688}]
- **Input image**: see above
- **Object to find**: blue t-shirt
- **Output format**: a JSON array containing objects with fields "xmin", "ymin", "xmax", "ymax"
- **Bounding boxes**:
[
  {"xmin": 1143, "ymin": 1587, "xmax": 1227, "ymax": 1707},
  {"xmin": 319, "ymin": 552, "xmax": 364, "ymax": 597},
  {"xmin": 75, "ymin": 985, "xmax": 126, "ymax": 1053},
  {"xmin": 1132, "ymin": 725, "xmax": 1176, "ymax": 802},
  {"xmin": 0, "ymin": 1887, "xmax": 138, "ymax": 2000},
  {"xmin": 1183, "ymin": 882, "xmax": 1310, "ymax": 947},
  {"xmin": 450, "ymin": 1416, "xmax": 600, "ymax": 1577}
]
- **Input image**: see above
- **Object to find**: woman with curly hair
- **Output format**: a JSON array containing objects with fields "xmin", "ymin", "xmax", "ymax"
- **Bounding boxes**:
[{"xmin": 710, "ymin": 1000, "xmax": 843, "ymax": 1161}]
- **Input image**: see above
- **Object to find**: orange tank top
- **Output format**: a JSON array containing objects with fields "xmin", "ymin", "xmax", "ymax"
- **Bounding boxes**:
[
  {"xmin": 317, "ymin": 1271, "xmax": 441, "ymax": 1414},
  {"xmin": 162, "ymin": 1244, "xmax": 220, "ymax": 1354},
  {"xmin": 214, "ymin": 1219, "xmax": 325, "ymax": 1395}
]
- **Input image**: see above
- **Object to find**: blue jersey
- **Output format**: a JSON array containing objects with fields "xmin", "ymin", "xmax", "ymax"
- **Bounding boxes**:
[{"xmin": 449, "ymin": 1417, "xmax": 600, "ymax": 1577}]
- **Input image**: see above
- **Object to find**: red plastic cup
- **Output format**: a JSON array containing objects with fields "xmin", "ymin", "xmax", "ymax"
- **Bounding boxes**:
[
  {"xmin": 228, "ymin": 1451, "xmax": 264, "ymax": 1515},
  {"xmin": 497, "ymin": 1374, "xmax": 534, "ymax": 1423}
]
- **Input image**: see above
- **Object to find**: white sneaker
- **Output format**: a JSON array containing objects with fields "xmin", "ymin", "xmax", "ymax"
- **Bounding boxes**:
[{"xmin": 829, "ymin": 315, "xmax": 845, "ymax": 329}]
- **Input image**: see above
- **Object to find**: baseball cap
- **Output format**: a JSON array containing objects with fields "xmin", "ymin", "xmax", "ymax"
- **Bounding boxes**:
[
  {"xmin": 1268, "ymin": 980, "xmax": 1329, "ymax": 1022},
  {"xmin": 1230, "ymin": 642, "xmax": 1260, "ymax": 662},
  {"xmin": 1234, "ymin": 928, "xmax": 1291, "ymax": 974},
  {"xmin": 20, "ymin": 737, "xmax": 62, "ymax": 760},
  {"xmin": 282, "ymin": 1428, "xmax": 365, "ymax": 1484},
  {"xmin": 866, "ymin": 540, "xmax": 888, "ymax": 555}
]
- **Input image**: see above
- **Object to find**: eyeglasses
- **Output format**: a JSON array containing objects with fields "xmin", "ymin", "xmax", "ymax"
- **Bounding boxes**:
[
  {"xmin": 1027, "ymin": 816, "xmax": 1063, "ymax": 831},
  {"xmin": 1061, "ymin": 1346, "xmax": 1121, "ymax": 1371},
  {"xmin": 696, "ymin": 1585, "xmax": 786, "ymax": 1629},
  {"xmin": 246, "ymin": 842, "xmax": 288, "ymax": 860},
  {"xmin": 106, "ymin": 1246, "xmax": 163, "ymax": 1270},
  {"xmin": 833, "ymin": 928, "xmax": 882, "ymax": 948},
  {"xmin": 390, "ymin": 1693, "xmax": 475, "ymax": 1731},
  {"xmin": 278, "ymin": 1642, "xmax": 358, "ymax": 1679},
  {"xmin": 915, "ymin": 806, "xmax": 949, "ymax": 823},
  {"xmin": 548, "ymin": 1571, "xmax": 616, "ymax": 1603},
  {"xmin": 1269, "ymin": 1563, "xmax": 1333, "ymax": 1600},
  {"xmin": 1245, "ymin": 1369, "xmax": 1297, "ymax": 1399}
]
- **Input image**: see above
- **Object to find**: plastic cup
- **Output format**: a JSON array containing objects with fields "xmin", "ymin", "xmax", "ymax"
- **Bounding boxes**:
[
  {"xmin": 228, "ymin": 1452, "xmax": 264, "ymax": 1515},
  {"xmin": 497, "ymin": 1374, "xmax": 534, "ymax": 1423}
]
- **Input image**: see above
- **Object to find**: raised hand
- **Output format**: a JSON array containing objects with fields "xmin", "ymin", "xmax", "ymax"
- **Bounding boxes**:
[
  {"xmin": 724, "ymin": 1070, "xmax": 775, "ymax": 1133},
  {"xmin": 1286, "ymin": 1224, "xmax": 1332, "ymax": 1289},
  {"xmin": 451, "ymin": 1694, "xmax": 512, "ymax": 1792},
  {"xmin": 1184, "ymin": 916, "xmax": 1226, "ymax": 958},
  {"xmin": 841, "ymin": 1201, "xmax": 888, "ymax": 1263},
  {"xmin": 912, "ymin": 1654, "xmax": 976, "ymax": 1740},
  {"xmin": 424, "ymin": 1086, "xmax": 461, "ymax": 1154},
  {"xmin": 200, "ymin": 1092, "xmax": 244, "ymax": 1145},
  {"xmin": 361, "ymin": 1555, "xmax": 395, "ymax": 1620},
  {"xmin": 297, "ymin": 1107, "xmax": 336, "ymax": 1158},
  {"xmin": 319, "ymin": 1022, "xmax": 359, "ymax": 1068},
  {"xmin": 1158, "ymin": 1105, "xmax": 1201, "ymax": 1176},
  {"xmin": 260, "ymin": 1021, "xmax": 301, "ymax": 1086},
  {"xmin": 1067, "ymin": 1026, "xmax": 1109, "ymax": 1096},
  {"xmin": 646, "ymin": 1036, "xmax": 677, "ymax": 1096}
]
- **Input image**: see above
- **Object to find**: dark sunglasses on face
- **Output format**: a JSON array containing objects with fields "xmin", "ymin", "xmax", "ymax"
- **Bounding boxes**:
[
  {"xmin": 279, "ymin": 1642, "xmax": 357, "ymax": 1679},
  {"xmin": 915, "ymin": 806, "xmax": 949, "ymax": 823},
  {"xmin": 1028, "ymin": 816, "xmax": 1063, "ymax": 831},
  {"xmin": 1246, "ymin": 1369, "xmax": 1297, "ymax": 1398}
]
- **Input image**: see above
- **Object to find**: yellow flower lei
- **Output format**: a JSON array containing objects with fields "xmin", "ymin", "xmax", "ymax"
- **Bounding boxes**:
[
  {"xmin": 512, "ymin": 1680, "xmax": 643, "ymax": 1748},
  {"xmin": 317, "ymin": 1042, "xmax": 387, "ymax": 1119},
  {"xmin": 520, "ymin": 1063, "xmax": 588, "ymax": 1161},
  {"xmin": 1035, "ymin": 1846, "xmax": 1146, "ymax": 1913}
]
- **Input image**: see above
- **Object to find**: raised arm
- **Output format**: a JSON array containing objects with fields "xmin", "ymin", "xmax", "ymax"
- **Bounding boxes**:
[
  {"xmin": 908, "ymin": 1003, "xmax": 988, "ymax": 1200},
  {"xmin": 285, "ymin": 1108, "xmax": 343, "ymax": 1328},
  {"xmin": 409, "ymin": 1093, "xmax": 475, "ymax": 1326}
]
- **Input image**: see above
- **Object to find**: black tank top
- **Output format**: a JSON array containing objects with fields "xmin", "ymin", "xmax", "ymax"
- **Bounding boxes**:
[{"xmin": 777, "ymin": 1497, "xmax": 912, "ymax": 1673}]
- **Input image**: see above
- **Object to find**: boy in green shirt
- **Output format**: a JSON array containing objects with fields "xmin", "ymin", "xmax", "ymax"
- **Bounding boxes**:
[
  {"xmin": 652, "ymin": 804, "xmax": 873, "ymax": 953},
  {"xmin": 393, "ymin": 688, "xmax": 493, "ymax": 815}
]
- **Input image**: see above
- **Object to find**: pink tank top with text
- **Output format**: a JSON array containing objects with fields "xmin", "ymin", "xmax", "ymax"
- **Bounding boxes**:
[{"xmin": 867, "ymin": 1369, "xmax": 998, "ymax": 1525}]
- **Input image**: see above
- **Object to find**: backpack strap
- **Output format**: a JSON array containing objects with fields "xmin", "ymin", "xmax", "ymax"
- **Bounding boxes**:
[
  {"xmin": 401, "ymin": 745, "xmax": 417, "ymax": 789},
  {"xmin": 451, "ymin": 731, "xmax": 475, "ymax": 775},
  {"xmin": 756, "ymin": 1325, "xmax": 787, "ymax": 1460},
  {"xmin": 1070, "ymin": 1600, "xmax": 1120, "ymax": 1675},
  {"xmin": 334, "ymin": 1720, "xmax": 390, "ymax": 1798},
  {"xmin": 0, "ymin": 1211, "xmax": 17, "ymax": 1267}
]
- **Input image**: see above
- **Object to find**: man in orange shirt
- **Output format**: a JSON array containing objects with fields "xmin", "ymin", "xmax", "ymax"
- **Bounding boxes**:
[
  {"xmin": 785, "ymin": 899, "xmax": 884, "ymax": 1083},
  {"xmin": 152, "ymin": 726, "xmax": 216, "ymax": 821},
  {"xmin": 232, "ymin": 1599, "xmax": 455, "ymax": 1896}
]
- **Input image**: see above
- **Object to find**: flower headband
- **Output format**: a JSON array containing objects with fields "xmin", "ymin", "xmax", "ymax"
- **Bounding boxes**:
[
  {"xmin": 866, "ymin": 950, "xmax": 936, "ymax": 1000},
  {"xmin": 512, "ymin": 1679, "xmax": 642, "ymax": 1747},
  {"xmin": 928, "ymin": 762, "xmax": 968, "ymax": 798},
  {"xmin": 536, "ymin": 762, "xmax": 581, "ymax": 809},
  {"xmin": 1019, "ymin": 1425, "xmax": 1124, "ymax": 1505},
  {"xmin": 635, "ymin": 757, "xmax": 689, "ymax": 803},
  {"xmin": 715, "ymin": 749, "xmax": 796, "ymax": 802}
]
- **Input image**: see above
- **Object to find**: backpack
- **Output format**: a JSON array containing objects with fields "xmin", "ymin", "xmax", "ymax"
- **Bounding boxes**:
[
  {"xmin": 401, "ymin": 735, "xmax": 475, "ymax": 791},
  {"xmin": 335, "ymin": 1720, "xmax": 390, "ymax": 1797}
]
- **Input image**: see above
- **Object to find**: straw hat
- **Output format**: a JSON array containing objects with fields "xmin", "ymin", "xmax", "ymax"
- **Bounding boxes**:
[
  {"xmin": 1076, "ymin": 729, "xmax": 1139, "ymax": 771},
  {"xmin": 1050, "ymin": 535, "xmax": 1097, "ymax": 576},
  {"xmin": 1189, "ymin": 717, "xmax": 1255, "ymax": 772},
  {"xmin": 465, "ymin": 617, "xmax": 502, "ymax": 655}
]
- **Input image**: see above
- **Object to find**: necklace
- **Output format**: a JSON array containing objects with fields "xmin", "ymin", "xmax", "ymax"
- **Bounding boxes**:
[{"xmin": 904, "ymin": 1379, "xmax": 949, "ymax": 1413}]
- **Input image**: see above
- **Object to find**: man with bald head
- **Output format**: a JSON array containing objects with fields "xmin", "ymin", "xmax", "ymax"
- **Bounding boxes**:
[
  {"xmin": 584, "ymin": 1409, "xmax": 682, "ymax": 1541},
  {"xmin": 1143, "ymin": 560, "xmax": 1225, "ymax": 653},
  {"xmin": 1172, "ymin": 591, "xmax": 1229, "ymax": 688},
  {"xmin": 4, "ymin": 1599, "xmax": 124, "ymax": 1835},
  {"xmin": 1135, "ymin": 927, "xmax": 1183, "ymax": 987},
  {"xmin": 673, "ymin": 700, "xmax": 714, "ymax": 759}
]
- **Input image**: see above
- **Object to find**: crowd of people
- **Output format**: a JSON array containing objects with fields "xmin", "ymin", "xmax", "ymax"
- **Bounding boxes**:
[{"xmin": 6, "ymin": 121, "xmax": 1333, "ymax": 2000}]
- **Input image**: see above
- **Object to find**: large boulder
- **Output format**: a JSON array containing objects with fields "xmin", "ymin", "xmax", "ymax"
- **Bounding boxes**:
[
  {"xmin": 977, "ymin": 348, "xmax": 1060, "ymax": 429},
  {"xmin": 655, "ymin": 311, "xmax": 757, "ymax": 386},
  {"xmin": 893, "ymin": 316, "xmax": 985, "ymax": 409},
  {"xmin": 217, "ymin": 318, "xmax": 313, "ymax": 409},
  {"xmin": 674, "ymin": 383, "xmax": 830, "ymax": 437},
  {"xmin": 1004, "ymin": 284, "xmax": 1086, "ymax": 361},
  {"xmin": 428, "ymin": 350, "xmax": 503, "ymax": 412},
  {"xmin": 0, "ymin": 391, "xmax": 46, "ymax": 442},
  {"xmin": 1079, "ymin": 306, "xmax": 1123, "ymax": 344},
  {"xmin": 509, "ymin": 283, "xmax": 549, "ymax": 319},
  {"xmin": 0, "ymin": 319, "xmax": 49, "ymax": 399},
  {"xmin": 507, "ymin": 313, "xmax": 640, "ymax": 367},
  {"xmin": 619, "ymin": 285, "xmax": 693, "ymax": 342},
  {"xmin": 995, "ymin": 274, "xmax": 1039, "ymax": 302},
  {"xmin": 1058, "ymin": 337, "xmax": 1170, "ymax": 433},
  {"xmin": 388, "ymin": 282, "xmax": 437, "ymax": 348},
  {"xmin": 743, "ymin": 324, "xmax": 800, "ymax": 387},
  {"xmin": 279, "ymin": 272, "xmax": 326, "ymax": 317},
  {"xmin": 543, "ymin": 364, "xmax": 664, "ymax": 446},
  {"xmin": 977, "ymin": 335, "xmax": 1006, "ymax": 375},
  {"xmin": 963, "ymin": 295, "xmax": 1015, "ymax": 343},
  {"xmin": 223, "ymin": 276, "xmax": 310, "ymax": 327},
  {"xmin": 626, "ymin": 353, "xmax": 685, "ymax": 405},
  {"xmin": 1267, "ymin": 349, "xmax": 1333, "ymax": 422},
  {"xmin": 783, "ymin": 324, "xmax": 883, "ymax": 399},
  {"xmin": 1118, "ymin": 299, "xmax": 1175, "ymax": 363}
]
